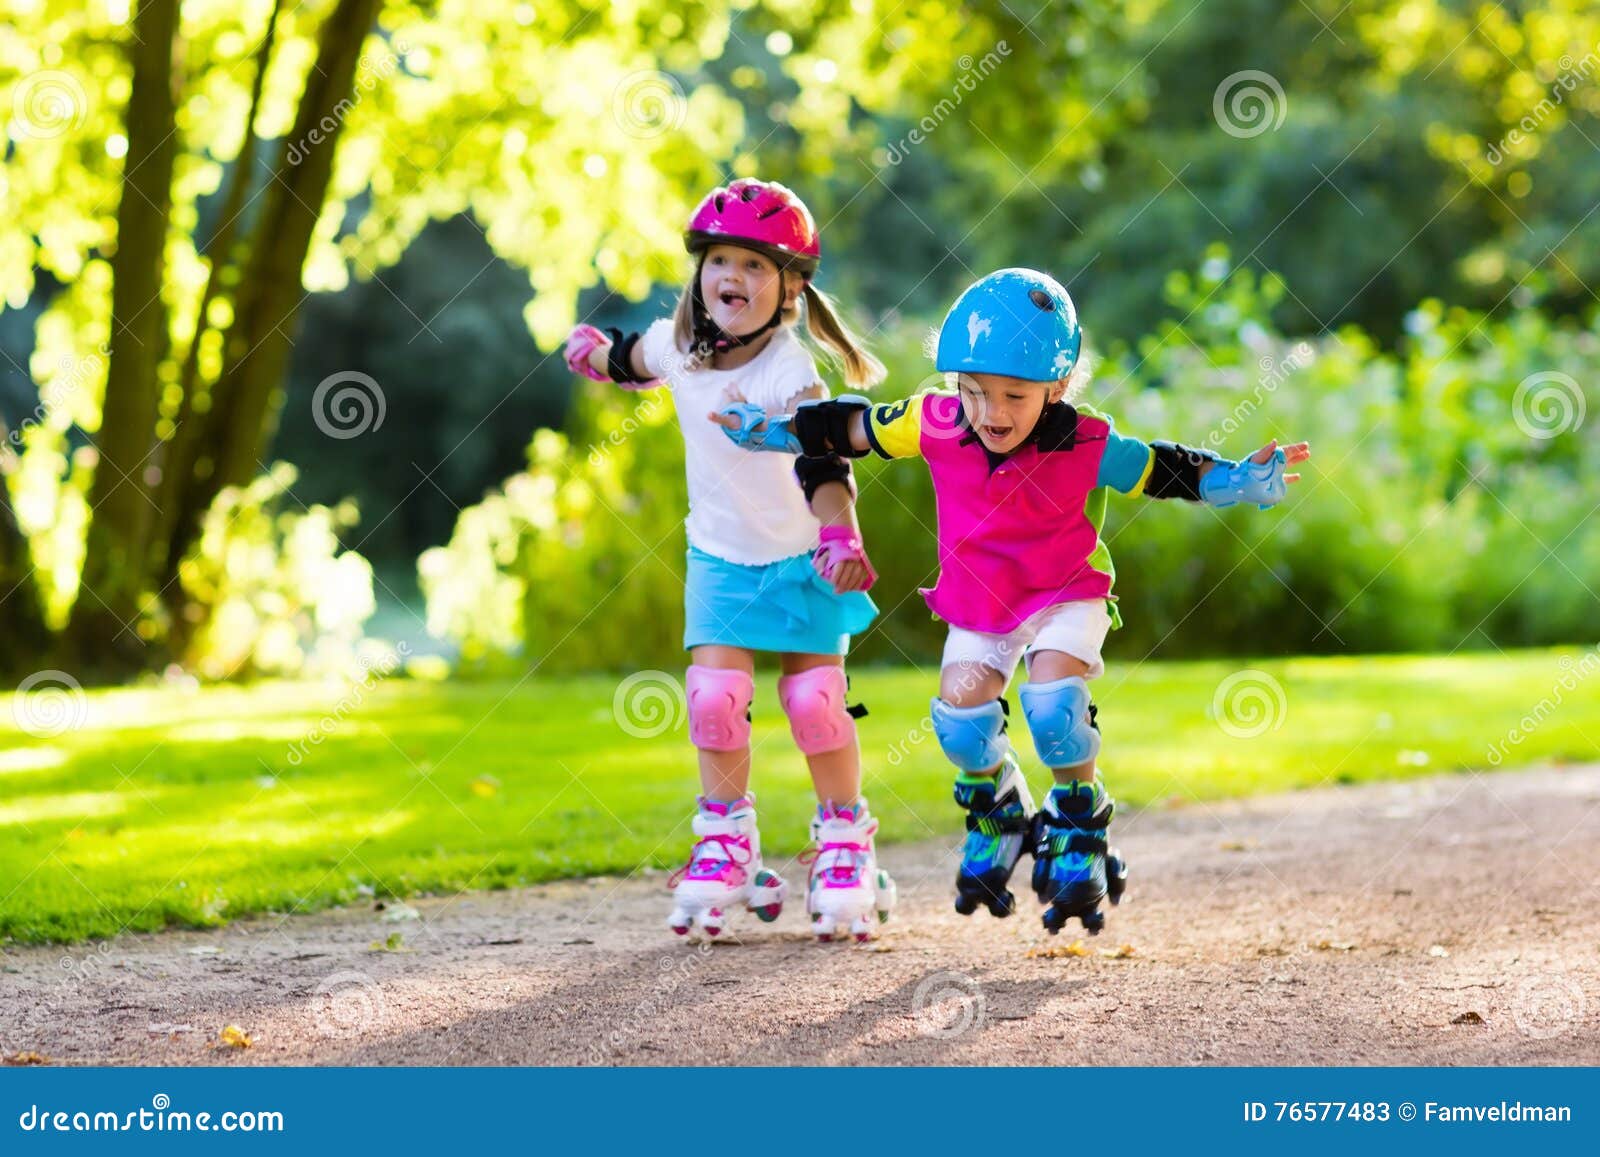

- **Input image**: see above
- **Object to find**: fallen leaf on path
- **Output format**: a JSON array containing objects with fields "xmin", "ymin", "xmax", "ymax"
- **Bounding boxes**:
[
  {"xmin": 1219, "ymin": 840, "xmax": 1257, "ymax": 852},
  {"xmin": 217, "ymin": 1025, "xmax": 252, "ymax": 1049},
  {"xmin": 1027, "ymin": 940, "xmax": 1091, "ymax": 959},
  {"xmin": 1314, "ymin": 939, "xmax": 1356, "ymax": 951},
  {"xmin": 4, "ymin": 1052, "xmax": 49, "ymax": 1066},
  {"xmin": 1428, "ymin": 944, "xmax": 1450, "ymax": 957},
  {"xmin": 369, "ymin": 932, "xmax": 408, "ymax": 952},
  {"xmin": 1100, "ymin": 944, "xmax": 1136, "ymax": 959},
  {"xmin": 1451, "ymin": 1011, "xmax": 1485, "ymax": 1025}
]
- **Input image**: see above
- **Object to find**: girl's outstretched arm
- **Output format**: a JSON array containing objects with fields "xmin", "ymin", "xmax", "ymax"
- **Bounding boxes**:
[{"xmin": 564, "ymin": 324, "xmax": 658, "ymax": 388}]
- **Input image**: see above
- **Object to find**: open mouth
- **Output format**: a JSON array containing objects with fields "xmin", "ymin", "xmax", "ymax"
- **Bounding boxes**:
[
  {"xmin": 718, "ymin": 290, "xmax": 750, "ymax": 309},
  {"xmin": 981, "ymin": 424, "xmax": 1013, "ymax": 441}
]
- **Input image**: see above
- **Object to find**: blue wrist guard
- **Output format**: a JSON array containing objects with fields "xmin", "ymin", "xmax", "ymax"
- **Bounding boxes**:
[
  {"xmin": 1200, "ymin": 449, "xmax": 1288, "ymax": 510},
  {"xmin": 717, "ymin": 403, "xmax": 801, "ymax": 453}
]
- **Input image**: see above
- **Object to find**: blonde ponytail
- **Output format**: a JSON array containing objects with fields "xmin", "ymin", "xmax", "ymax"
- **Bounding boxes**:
[{"xmin": 800, "ymin": 283, "xmax": 886, "ymax": 391}]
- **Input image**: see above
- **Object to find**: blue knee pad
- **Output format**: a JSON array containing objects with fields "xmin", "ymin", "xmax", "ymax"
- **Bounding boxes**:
[
  {"xmin": 930, "ymin": 697, "xmax": 1008, "ymax": 772},
  {"xmin": 1019, "ymin": 676, "xmax": 1101, "ymax": 769}
]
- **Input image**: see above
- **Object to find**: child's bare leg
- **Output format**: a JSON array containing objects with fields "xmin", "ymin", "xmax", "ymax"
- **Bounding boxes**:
[
  {"xmin": 672, "ymin": 645, "xmax": 786, "ymax": 939},
  {"xmin": 1023, "ymin": 649, "xmax": 1097, "ymax": 786},
  {"xmin": 936, "ymin": 661, "xmax": 1009, "ymax": 773},
  {"xmin": 688, "ymin": 645, "xmax": 755, "ymax": 801},
  {"xmin": 778, "ymin": 652, "xmax": 861, "ymax": 805},
  {"xmin": 935, "ymin": 661, "xmax": 1032, "ymax": 918},
  {"xmin": 780, "ymin": 651, "xmax": 895, "ymax": 940},
  {"xmin": 1020, "ymin": 648, "xmax": 1124, "ymax": 935}
]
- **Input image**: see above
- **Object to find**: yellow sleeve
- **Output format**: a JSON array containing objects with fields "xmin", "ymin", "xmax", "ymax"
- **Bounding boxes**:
[{"xmin": 862, "ymin": 394, "xmax": 927, "ymax": 459}]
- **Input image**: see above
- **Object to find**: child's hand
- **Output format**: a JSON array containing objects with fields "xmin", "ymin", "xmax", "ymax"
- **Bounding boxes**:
[
  {"xmin": 1200, "ymin": 439, "xmax": 1312, "ymax": 509},
  {"xmin": 564, "ymin": 324, "xmax": 611, "ymax": 382},
  {"xmin": 708, "ymin": 403, "xmax": 802, "ymax": 453},
  {"xmin": 1250, "ymin": 439, "xmax": 1311, "ymax": 483},
  {"xmin": 813, "ymin": 525, "xmax": 877, "ymax": 593}
]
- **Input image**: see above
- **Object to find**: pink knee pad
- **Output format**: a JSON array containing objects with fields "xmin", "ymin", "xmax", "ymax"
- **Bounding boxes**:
[
  {"xmin": 685, "ymin": 665, "xmax": 754, "ymax": 752},
  {"xmin": 777, "ymin": 665, "xmax": 859, "ymax": 756}
]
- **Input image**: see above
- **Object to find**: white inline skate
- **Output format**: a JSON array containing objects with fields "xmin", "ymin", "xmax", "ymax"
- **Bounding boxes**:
[
  {"xmin": 803, "ymin": 798, "xmax": 897, "ymax": 943},
  {"xmin": 666, "ymin": 796, "xmax": 788, "ymax": 938}
]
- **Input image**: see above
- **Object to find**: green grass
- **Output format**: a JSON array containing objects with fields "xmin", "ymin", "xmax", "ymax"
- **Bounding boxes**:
[{"xmin": 2, "ymin": 648, "xmax": 1596, "ymax": 944}]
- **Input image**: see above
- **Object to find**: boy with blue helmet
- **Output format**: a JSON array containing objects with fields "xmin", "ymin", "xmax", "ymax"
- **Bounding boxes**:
[{"xmin": 714, "ymin": 268, "xmax": 1311, "ymax": 935}]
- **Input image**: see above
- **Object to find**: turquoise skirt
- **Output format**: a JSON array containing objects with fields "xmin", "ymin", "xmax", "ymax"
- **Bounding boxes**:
[{"xmin": 683, "ymin": 545, "xmax": 878, "ymax": 655}]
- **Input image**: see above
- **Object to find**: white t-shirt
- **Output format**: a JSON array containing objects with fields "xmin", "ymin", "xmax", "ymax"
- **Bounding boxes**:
[{"xmin": 639, "ymin": 319, "xmax": 823, "ymax": 566}]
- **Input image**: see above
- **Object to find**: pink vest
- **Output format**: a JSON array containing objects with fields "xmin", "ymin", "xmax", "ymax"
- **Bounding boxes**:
[{"xmin": 918, "ymin": 394, "xmax": 1114, "ymax": 634}]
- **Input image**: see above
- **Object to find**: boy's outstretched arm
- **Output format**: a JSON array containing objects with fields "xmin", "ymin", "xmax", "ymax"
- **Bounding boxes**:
[
  {"xmin": 785, "ymin": 386, "xmax": 874, "ymax": 593},
  {"xmin": 706, "ymin": 394, "xmax": 875, "ymax": 456},
  {"xmin": 1096, "ymin": 420, "xmax": 1311, "ymax": 509}
]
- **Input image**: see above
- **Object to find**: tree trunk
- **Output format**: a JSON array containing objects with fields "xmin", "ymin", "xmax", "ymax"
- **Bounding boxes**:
[
  {"xmin": 65, "ymin": 0, "xmax": 180, "ymax": 675},
  {"xmin": 154, "ymin": 0, "xmax": 285, "ymax": 594},
  {"xmin": 0, "ymin": 430, "xmax": 53, "ymax": 680},
  {"xmin": 160, "ymin": 0, "xmax": 382, "ymax": 600}
]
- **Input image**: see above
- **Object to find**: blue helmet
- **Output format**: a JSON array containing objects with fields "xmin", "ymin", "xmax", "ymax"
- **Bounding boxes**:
[{"xmin": 934, "ymin": 268, "xmax": 1081, "ymax": 381}]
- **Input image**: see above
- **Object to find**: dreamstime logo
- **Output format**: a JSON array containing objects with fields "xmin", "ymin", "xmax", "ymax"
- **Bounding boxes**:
[
  {"xmin": 613, "ymin": 670, "xmax": 686, "ymax": 739},
  {"xmin": 1211, "ymin": 670, "xmax": 1287, "ymax": 739},
  {"xmin": 311, "ymin": 970, "xmax": 387, "ymax": 1039},
  {"xmin": 1509, "ymin": 973, "xmax": 1586, "ymax": 1040},
  {"xmin": 13, "ymin": 670, "xmax": 88, "ymax": 738},
  {"xmin": 10, "ymin": 70, "xmax": 88, "ymax": 139},
  {"xmin": 587, "ymin": 944, "xmax": 712, "ymax": 1063},
  {"xmin": 283, "ymin": 39, "xmax": 407, "ymax": 166},
  {"xmin": 1486, "ymin": 647, "xmax": 1599, "ymax": 766},
  {"xmin": 1206, "ymin": 342, "xmax": 1315, "ymax": 449},
  {"xmin": 588, "ymin": 388, "xmax": 670, "ymax": 469},
  {"xmin": 1486, "ymin": 47, "xmax": 1599, "ymax": 166},
  {"xmin": 285, "ymin": 642, "xmax": 410, "ymax": 766},
  {"xmin": 312, "ymin": 371, "xmax": 386, "ymax": 440},
  {"xmin": 1512, "ymin": 371, "xmax": 1585, "ymax": 440},
  {"xmin": 911, "ymin": 970, "xmax": 986, "ymax": 1038},
  {"xmin": 611, "ymin": 71, "xmax": 686, "ymax": 139},
  {"xmin": 1213, "ymin": 70, "xmax": 1287, "ymax": 138},
  {"xmin": 886, "ymin": 652, "xmax": 1017, "ymax": 767},
  {"xmin": 883, "ymin": 43, "xmax": 1011, "ymax": 165}
]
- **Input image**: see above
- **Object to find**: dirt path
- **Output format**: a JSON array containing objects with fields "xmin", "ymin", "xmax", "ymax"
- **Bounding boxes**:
[{"xmin": 4, "ymin": 763, "xmax": 1598, "ymax": 1066}]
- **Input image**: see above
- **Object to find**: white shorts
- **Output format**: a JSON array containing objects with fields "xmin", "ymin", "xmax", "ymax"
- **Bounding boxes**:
[{"xmin": 940, "ymin": 599, "xmax": 1114, "ymax": 685}]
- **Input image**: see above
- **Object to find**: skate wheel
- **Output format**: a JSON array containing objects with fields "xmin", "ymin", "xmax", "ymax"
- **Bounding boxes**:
[
  {"xmin": 1041, "ymin": 907, "xmax": 1067, "ymax": 935},
  {"xmin": 986, "ymin": 890, "xmax": 1015, "ymax": 919},
  {"xmin": 752, "ymin": 902, "xmax": 782, "ymax": 923},
  {"xmin": 669, "ymin": 923, "xmax": 690, "ymax": 936},
  {"xmin": 1107, "ymin": 854, "xmax": 1128, "ymax": 905},
  {"xmin": 877, "ymin": 907, "xmax": 890, "ymax": 925},
  {"xmin": 1081, "ymin": 909, "xmax": 1105, "ymax": 935},
  {"xmin": 953, "ymin": 893, "xmax": 978, "ymax": 917},
  {"xmin": 854, "ymin": 932, "xmax": 871, "ymax": 943}
]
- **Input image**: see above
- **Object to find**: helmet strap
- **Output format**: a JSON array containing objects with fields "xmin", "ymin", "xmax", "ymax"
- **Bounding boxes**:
[{"xmin": 689, "ymin": 258, "xmax": 793, "ymax": 362}]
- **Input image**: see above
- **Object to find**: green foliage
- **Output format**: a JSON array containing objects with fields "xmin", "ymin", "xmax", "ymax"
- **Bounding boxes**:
[
  {"xmin": 425, "ymin": 253, "xmax": 1598, "ymax": 670},
  {"xmin": 2, "ymin": 648, "xmax": 1595, "ymax": 943},
  {"xmin": 418, "ymin": 381, "xmax": 688, "ymax": 672},
  {"xmin": 178, "ymin": 462, "xmax": 378, "ymax": 679}
]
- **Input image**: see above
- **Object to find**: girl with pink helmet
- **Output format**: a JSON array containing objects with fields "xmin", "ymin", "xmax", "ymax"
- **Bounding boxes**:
[{"xmin": 564, "ymin": 178, "xmax": 898, "ymax": 942}]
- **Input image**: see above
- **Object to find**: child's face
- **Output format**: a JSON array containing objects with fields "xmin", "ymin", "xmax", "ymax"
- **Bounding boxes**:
[
  {"xmin": 956, "ymin": 371, "xmax": 1066, "ymax": 454},
  {"xmin": 701, "ymin": 244, "xmax": 790, "ymax": 336}
]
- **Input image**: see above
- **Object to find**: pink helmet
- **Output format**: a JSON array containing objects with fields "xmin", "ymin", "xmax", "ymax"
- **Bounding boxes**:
[{"xmin": 684, "ymin": 178, "xmax": 821, "ymax": 276}]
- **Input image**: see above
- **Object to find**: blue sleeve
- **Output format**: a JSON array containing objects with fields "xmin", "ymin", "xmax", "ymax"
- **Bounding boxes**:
[{"xmin": 1096, "ymin": 424, "xmax": 1155, "ymax": 494}]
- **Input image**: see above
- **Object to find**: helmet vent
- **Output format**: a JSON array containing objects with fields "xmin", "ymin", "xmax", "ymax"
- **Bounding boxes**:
[
  {"xmin": 715, "ymin": 194, "xmax": 726, "ymax": 212},
  {"xmin": 1029, "ymin": 289, "xmax": 1056, "ymax": 311},
  {"xmin": 741, "ymin": 185, "xmax": 759, "ymax": 200}
]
